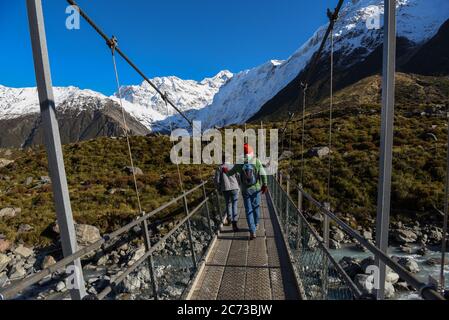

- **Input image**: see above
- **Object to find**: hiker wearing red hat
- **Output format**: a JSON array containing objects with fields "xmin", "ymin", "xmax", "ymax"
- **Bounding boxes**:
[{"xmin": 223, "ymin": 144, "xmax": 268, "ymax": 240}]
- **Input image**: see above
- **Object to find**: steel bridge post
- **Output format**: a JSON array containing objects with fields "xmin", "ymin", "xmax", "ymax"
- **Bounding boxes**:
[
  {"xmin": 183, "ymin": 194, "xmax": 198, "ymax": 269},
  {"xmin": 202, "ymin": 184, "xmax": 213, "ymax": 236},
  {"xmin": 323, "ymin": 203, "xmax": 330, "ymax": 248},
  {"xmin": 285, "ymin": 175, "xmax": 290, "ymax": 236},
  {"xmin": 141, "ymin": 213, "xmax": 158, "ymax": 300},
  {"xmin": 26, "ymin": 0, "xmax": 86, "ymax": 300},
  {"xmin": 296, "ymin": 184, "xmax": 303, "ymax": 250},
  {"xmin": 375, "ymin": 0, "xmax": 397, "ymax": 300},
  {"xmin": 322, "ymin": 202, "xmax": 331, "ymax": 299},
  {"xmin": 215, "ymin": 190, "xmax": 222, "ymax": 224}
]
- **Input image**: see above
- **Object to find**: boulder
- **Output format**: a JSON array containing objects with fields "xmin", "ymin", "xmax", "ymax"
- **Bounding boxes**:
[
  {"xmin": 331, "ymin": 229, "xmax": 345, "ymax": 242},
  {"xmin": 121, "ymin": 275, "xmax": 141, "ymax": 293},
  {"xmin": 41, "ymin": 256, "xmax": 57, "ymax": 270},
  {"xmin": 9, "ymin": 266, "xmax": 26, "ymax": 280},
  {"xmin": 0, "ymin": 254, "xmax": 11, "ymax": 272},
  {"xmin": 123, "ymin": 166, "xmax": 144, "ymax": 176},
  {"xmin": 428, "ymin": 228, "xmax": 443, "ymax": 243},
  {"xmin": 25, "ymin": 177, "xmax": 34, "ymax": 186},
  {"xmin": 395, "ymin": 257, "xmax": 420, "ymax": 273},
  {"xmin": 362, "ymin": 230, "xmax": 373, "ymax": 240},
  {"xmin": 425, "ymin": 257, "xmax": 449, "ymax": 267},
  {"xmin": 384, "ymin": 282, "xmax": 396, "ymax": 299},
  {"xmin": 56, "ymin": 281, "xmax": 66, "ymax": 292},
  {"xmin": 0, "ymin": 159, "xmax": 13, "ymax": 168},
  {"xmin": 329, "ymin": 239, "xmax": 341, "ymax": 250},
  {"xmin": 75, "ymin": 224, "xmax": 101, "ymax": 246},
  {"xmin": 14, "ymin": 245, "xmax": 34, "ymax": 258},
  {"xmin": 399, "ymin": 245, "xmax": 413, "ymax": 254},
  {"xmin": 417, "ymin": 246, "xmax": 428, "ymax": 256},
  {"xmin": 308, "ymin": 147, "xmax": 330, "ymax": 159},
  {"xmin": 339, "ymin": 257, "xmax": 362, "ymax": 279},
  {"xmin": 0, "ymin": 272, "xmax": 9, "ymax": 288},
  {"xmin": 395, "ymin": 229, "xmax": 418, "ymax": 244},
  {"xmin": 0, "ymin": 207, "xmax": 21, "ymax": 219},
  {"xmin": 0, "ymin": 239, "xmax": 11, "ymax": 253},
  {"xmin": 306, "ymin": 234, "xmax": 319, "ymax": 250},
  {"xmin": 128, "ymin": 245, "xmax": 146, "ymax": 266}
]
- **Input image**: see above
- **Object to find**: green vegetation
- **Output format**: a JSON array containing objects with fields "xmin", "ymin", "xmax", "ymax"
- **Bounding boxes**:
[
  {"xmin": 276, "ymin": 73, "xmax": 449, "ymax": 226},
  {"xmin": 0, "ymin": 135, "xmax": 212, "ymax": 246}
]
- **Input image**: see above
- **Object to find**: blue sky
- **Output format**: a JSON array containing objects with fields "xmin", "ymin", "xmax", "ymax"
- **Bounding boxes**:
[{"xmin": 0, "ymin": 0, "xmax": 340, "ymax": 95}]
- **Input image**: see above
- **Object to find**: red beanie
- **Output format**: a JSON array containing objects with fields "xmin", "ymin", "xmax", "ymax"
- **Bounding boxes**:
[{"xmin": 244, "ymin": 144, "xmax": 254, "ymax": 156}]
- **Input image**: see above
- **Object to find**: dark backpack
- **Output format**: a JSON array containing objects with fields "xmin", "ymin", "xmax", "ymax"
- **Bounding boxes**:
[{"xmin": 241, "ymin": 163, "xmax": 258, "ymax": 187}]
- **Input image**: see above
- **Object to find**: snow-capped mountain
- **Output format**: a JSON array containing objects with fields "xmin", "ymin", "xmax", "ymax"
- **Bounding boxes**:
[
  {"xmin": 1, "ymin": 0, "xmax": 448, "ymax": 147},
  {"xmin": 157, "ymin": 0, "xmax": 449, "ymax": 129},
  {"xmin": 117, "ymin": 70, "xmax": 232, "ymax": 117}
]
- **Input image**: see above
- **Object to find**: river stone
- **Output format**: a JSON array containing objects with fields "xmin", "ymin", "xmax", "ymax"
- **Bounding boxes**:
[
  {"xmin": 75, "ymin": 224, "xmax": 101, "ymax": 246},
  {"xmin": 0, "ymin": 254, "xmax": 11, "ymax": 272},
  {"xmin": 56, "ymin": 281, "xmax": 66, "ymax": 292},
  {"xmin": 0, "ymin": 272, "xmax": 9, "ymax": 287},
  {"xmin": 395, "ymin": 229, "xmax": 418, "ymax": 244},
  {"xmin": 329, "ymin": 239, "xmax": 341, "ymax": 250},
  {"xmin": 0, "ymin": 207, "xmax": 21, "ymax": 218},
  {"xmin": 425, "ymin": 257, "xmax": 449, "ymax": 266},
  {"xmin": 396, "ymin": 257, "xmax": 420, "ymax": 273},
  {"xmin": 339, "ymin": 257, "xmax": 362, "ymax": 278},
  {"xmin": 41, "ymin": 255, "xmax": 57, "ymax": 269},
  {"xmin": 9, "ymin": 265, "xmax": 26, "ymax": 280},
  {"xmin": 428, "ymin": 229, "xmax": 443, "ymax": 243},
  {"xmin": 128, "ymin": 245, "xmax": 146, "ymax": 266},
  {"xmin": 362, "ymin": 230, "xmax": 373, "ymax": 240},
  {"xmin": 331, "ymin": 229, "xmax": 345, "ymax": 242},
  {"xmin": 121, "ymin": 276, "xmax": 141, "ymax": 293},
  {"xmin": 14, "ymin": 245, "xmax": 34, "ymax": 258},
  {"xmin": 0, "ymin": 239, "xmax": 11, "ymax": 253}
]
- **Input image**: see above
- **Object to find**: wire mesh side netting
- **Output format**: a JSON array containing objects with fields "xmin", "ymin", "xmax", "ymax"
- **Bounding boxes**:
[{"xmin": 269, "ymin": 176, "xmax": 356, "ymax": 300}]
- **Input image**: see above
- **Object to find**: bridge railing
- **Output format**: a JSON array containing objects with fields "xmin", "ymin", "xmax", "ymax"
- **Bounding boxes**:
[
  {"xmin": 269, "ymin": 173, "xmax": 445, "ymax": 300},
  {"xmin": 0, "ymin": 180, "xmax": 226, "ymax": 300},
  {"xmin": 268, "ymin": 175, "xmax": 362, "ymax": 300}
]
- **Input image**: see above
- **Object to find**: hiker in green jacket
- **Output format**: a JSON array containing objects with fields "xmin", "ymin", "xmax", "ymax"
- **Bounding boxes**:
[{"xmin": 223, "ymin": 144, "xmax": 268, "ymax": 240}]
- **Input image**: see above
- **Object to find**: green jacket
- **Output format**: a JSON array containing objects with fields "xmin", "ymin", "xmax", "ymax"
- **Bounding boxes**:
[{"xmin": 227, "ymin": 157, "xmax": 268, "ymax": 193}]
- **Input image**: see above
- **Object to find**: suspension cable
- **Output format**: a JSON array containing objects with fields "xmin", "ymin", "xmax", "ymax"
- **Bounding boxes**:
[
  {"xmin": 164, "ymin": 92, "xmax": 185, "ymax": 193},
  {"xmin": 66, "ymin": 0, "xmax": 193, "ymax": 128},
  {"xmin": 300, "ymin": 83, "xmax": 308, "ymax": 186},
  {"xmin": 109, "ymin": 37, "xmax": 142, "ymax": 213},
  {"xmin": 441, "ymin": 109, "xmax": 449, "ymax": 294},
  {"xmin": 327, "ymin": 25, "xmax": 335, "ymax": 204},
  {"xmin": 280, "ymin": 0, "xmax": 344, "ymax": 142}
]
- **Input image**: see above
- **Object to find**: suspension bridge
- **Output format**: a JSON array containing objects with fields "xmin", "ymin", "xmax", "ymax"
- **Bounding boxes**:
[{"xmin": 0, "ymin": 0, "xmax": 447, "ymax": 301}]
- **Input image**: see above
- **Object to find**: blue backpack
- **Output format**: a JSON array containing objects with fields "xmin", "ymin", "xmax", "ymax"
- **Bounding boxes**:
[{"xmin": 242, "ymin": 163, "xmax": 258, "ymax": 187}]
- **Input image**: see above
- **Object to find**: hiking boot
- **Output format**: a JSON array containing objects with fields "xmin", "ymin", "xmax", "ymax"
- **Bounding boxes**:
[
  {"xmin": 250, "ymin": 233, "xmax": 257, "ymax": 241},
  {"xmin": 232, "ymin": 222, "xmax": 239, "ymax": 232},
  {"xmin": 224, "ymin": 217, "xmax": 231, "ymax": 226}
]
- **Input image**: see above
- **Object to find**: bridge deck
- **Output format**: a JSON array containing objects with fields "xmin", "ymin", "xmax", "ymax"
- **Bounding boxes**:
[{"xmin": 188, "ymin": 194, "xmax": 300, "ymax": 300}]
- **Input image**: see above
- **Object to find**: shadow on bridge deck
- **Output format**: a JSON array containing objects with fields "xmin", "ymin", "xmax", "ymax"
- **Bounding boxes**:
[{"xmin": 188, "ymin": 194, "xmax": 301, "ymax": 300}]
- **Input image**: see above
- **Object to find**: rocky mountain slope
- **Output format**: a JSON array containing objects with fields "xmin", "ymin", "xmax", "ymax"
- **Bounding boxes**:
[
  {"xmin": 251, "ymin": 0, "xmax": 449, "ymax": 122},
  {"xmin": 0, "ymin": 86, "xmax": 150, "ymax": 148}
]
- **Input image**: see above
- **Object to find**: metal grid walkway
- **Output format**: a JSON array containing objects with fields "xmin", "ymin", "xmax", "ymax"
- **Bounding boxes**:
[{"xmin": 188, "ymin": 194, "xmax": 300, "ymax": 300}]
